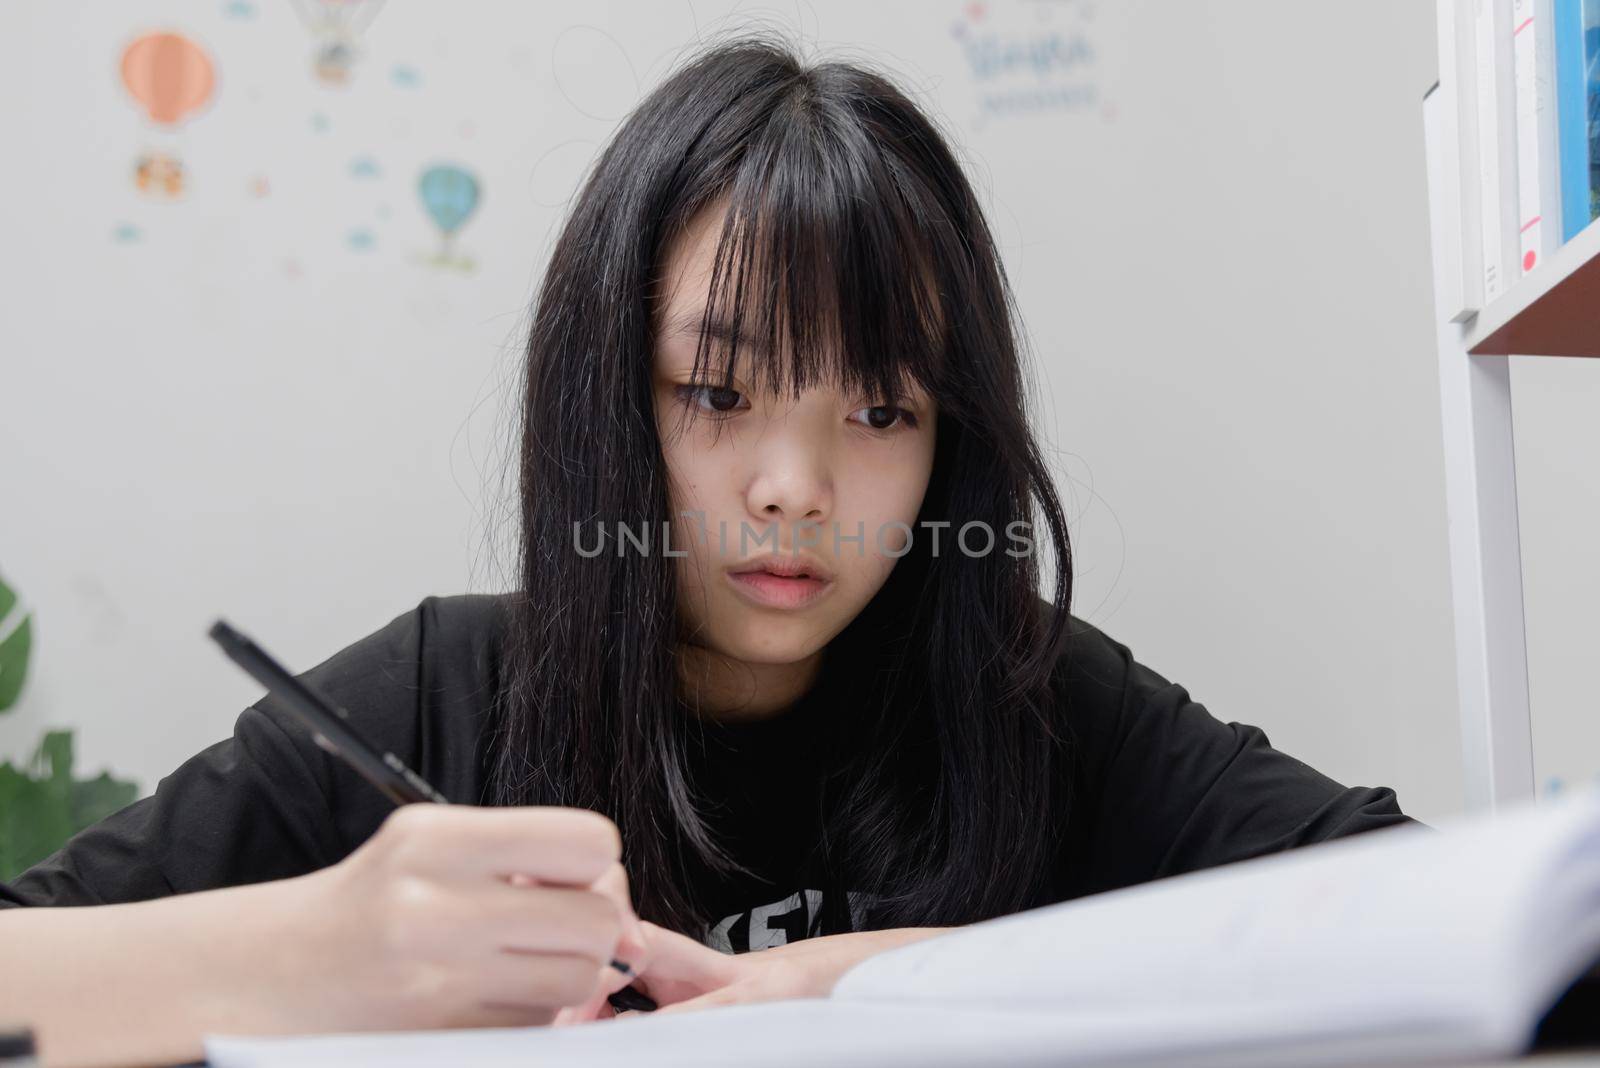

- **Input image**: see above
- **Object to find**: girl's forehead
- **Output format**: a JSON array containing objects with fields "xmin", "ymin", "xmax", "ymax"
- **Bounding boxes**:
[
  {"xmin": 648, "ymin": 193, "xmax": 945, "ymax": 403},
  {"xmin": 653, "ymin": 339, "xmax": 932, "ymax": 411},
  {"xmin": 652, "ymin": 292, "xmax": 939, "ymax": 403}
]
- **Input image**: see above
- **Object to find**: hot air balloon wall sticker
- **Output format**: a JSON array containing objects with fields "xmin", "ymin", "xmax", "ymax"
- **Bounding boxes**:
[
  {"xmin": 289, "ymin": 0, "xmax": 387, "ymax": 88},
  {"xmin": 119, "ymin": 30, "xmax": 217, "ymax": 200},
  {"xmin": 417, "ymin": 163, "xmax": 481, "ymax": 271}
]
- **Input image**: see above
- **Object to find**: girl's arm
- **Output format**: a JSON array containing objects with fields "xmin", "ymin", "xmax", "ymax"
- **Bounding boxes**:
[
  {"xmin": 1054, "ymin": 614, "xmax": 1419, "ymax": 901},
  {"xmin": 0, "ymin": 805, "xmax": 648, "ymax": 1068},
  {"xmin": 3, "ymin": 870, "xmax": 328, "ymax": 1067}
]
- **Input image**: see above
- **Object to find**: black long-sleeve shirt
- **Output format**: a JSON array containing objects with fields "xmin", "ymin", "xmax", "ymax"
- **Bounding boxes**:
[{"xmin": 0, "ymin": 593, "xmax": 1417, "ymax": 952}]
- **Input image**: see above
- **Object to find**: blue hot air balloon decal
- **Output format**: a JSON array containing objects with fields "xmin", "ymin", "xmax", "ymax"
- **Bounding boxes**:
[{"xmin": 417, "ymin": 163, "xmax": 481, "ymax": 269}]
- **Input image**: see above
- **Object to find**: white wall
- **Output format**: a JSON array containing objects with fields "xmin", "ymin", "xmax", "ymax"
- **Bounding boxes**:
[
  {"xmin": 1514, "ymin": 356, "xmax": 1600, "ymax": 801},
  {"xmin": 12, "ymin": 0, "xmax": 1582, "ymax": 829}
]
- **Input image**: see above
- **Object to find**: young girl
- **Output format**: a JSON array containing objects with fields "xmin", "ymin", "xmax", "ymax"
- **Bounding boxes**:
[{"xmin": 0, "ymin": 33, "xmax": 1414, "ymax": 1066}]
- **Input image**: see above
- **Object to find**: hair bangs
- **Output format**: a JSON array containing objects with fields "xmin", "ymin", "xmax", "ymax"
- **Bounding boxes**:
[{"xmin": 678, "ymin": 98, "xmax": 948, "ymax": 426}]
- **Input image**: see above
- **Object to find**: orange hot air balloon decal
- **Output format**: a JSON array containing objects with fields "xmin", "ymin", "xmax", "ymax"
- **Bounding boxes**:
[{"xmin": 120, "ymin": 32, "xmax": 215, "ymax": 127}]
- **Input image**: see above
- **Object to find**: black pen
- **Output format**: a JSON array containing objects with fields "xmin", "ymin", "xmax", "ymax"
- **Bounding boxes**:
[{"xmin": 208, "ymin": 618, "xmax": 657, "ymax": 1014}]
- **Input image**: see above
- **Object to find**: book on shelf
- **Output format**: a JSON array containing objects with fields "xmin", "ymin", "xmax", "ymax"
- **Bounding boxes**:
[
  {"xmin": 1477, "ymin": 0, "xmax": 1521, "ymax": 299},
  {"xmin": 1553, "ymin": 0, "xmax": 1600, "ymax": 240},
  {"xmin": 1447, "ymin": 0, "xmax": 1600, "ymax": 307},
  {"xmin": 1513, "ymin": 0, "xmax": 1562, "ymax": 272},
  {"xmin": 205, "ymin": 787, "xmax": 1600, "ymax": 1068},
  {"xmin": 1441, "ymin": 0, "xmax": 1487, "ymax": 320}
]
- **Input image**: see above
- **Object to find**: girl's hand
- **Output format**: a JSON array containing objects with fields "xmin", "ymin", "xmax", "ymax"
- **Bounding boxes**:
[
  {"xmin": 277, "ymin": 803, "xmax": 650, "ymax": 1033},
  {"xmin": 554, "ymin": 922, "xmax": 949, "ymax": 1024},
  {"xmin": 553, "ymin": 920, "xmax": 740, "ymax": 1024},
  {"xmin": 0, "ymin": 804, "xmax": 651, "ymax": 1068}
]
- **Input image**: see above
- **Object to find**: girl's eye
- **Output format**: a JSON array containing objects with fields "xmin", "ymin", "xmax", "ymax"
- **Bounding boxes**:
[
  {"xmin": 849, "ymin": 404, "xmax": 919, "ymax": 432},
  {"xmin": 677, "ymin": 383, "xmax": 748, "ymax": 415},
  {"xmin": 675, "ymin": 384, "xmax": 917, "ymax": 431}
]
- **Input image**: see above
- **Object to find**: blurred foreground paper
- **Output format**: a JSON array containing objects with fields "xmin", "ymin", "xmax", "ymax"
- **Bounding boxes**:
[{"xmin": 206, "ymin": 788, "xmax": 1600, "ymax": 1067}]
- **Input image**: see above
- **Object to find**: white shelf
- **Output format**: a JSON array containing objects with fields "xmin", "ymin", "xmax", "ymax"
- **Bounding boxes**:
[
  {"xmin": 1463, "ymin": 214, "xmax": 1600, "ymax": 357},
  {"xmin": 1424, "ymin": 0, "xmax": 1538, "ymax": 812}
]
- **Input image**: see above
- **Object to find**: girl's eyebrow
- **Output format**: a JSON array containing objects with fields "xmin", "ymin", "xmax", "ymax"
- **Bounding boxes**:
[
  {"xmin": 663, "ymin": 310, "xmax": 930, "ymax": 404},
  {"xmin": 666, "ymin": 311, "xmax": 770, "ymax": 355}
]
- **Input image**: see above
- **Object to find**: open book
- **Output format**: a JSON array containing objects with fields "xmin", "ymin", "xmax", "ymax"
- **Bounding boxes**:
[{"xmin": 206, "ymin": 787, "xmax": 1600, "ymax": 1068}]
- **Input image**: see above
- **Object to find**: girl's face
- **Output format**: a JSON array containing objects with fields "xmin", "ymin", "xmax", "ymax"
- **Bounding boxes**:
[{"xmin": 651, "ymin": 202, "xmax": 938, "ymax": 694}]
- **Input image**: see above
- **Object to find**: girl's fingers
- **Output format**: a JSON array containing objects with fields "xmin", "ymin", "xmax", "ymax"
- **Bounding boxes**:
[
  {"xmin": 523, "ymin": 863, "xmax": 647, "ymax": 1028},
  {"xmin": 624, "ymin": 921, "xmax": 746, "ymax": 1009},
  {"xmin": 634, "ymin": 920, "xmax": 742, "ymax": 986},
  {"xmin": 648, "ymin": 985, "xmax": 744, "ymax": 1015},
  {"xmin": 386, "ymin": 804, "xmax": 621, "ymax": 885},
  {"xmin": 503, "ymin": 863, "xmax": 647, "ymax": 971},
  {"xmin": 569, "ymin": 955, "xmax": 650, "ymax": 1025},
  {"xmin": 551, "ymin": 974, "xmax": 625, "ymax": 1026},
  {"xmin": 468, "ymin": 948, "xmax": 609, "ymax": 1012},
  {"xmin": 462, "ymin": 881, "xmax": 629, "ymax": 963},
  {"xmin": 545, "ymin": 919, "xmax": 745, "ymax": 1019},
  {"xmin": 589, "ymin": 862, "xmax": 649, "ymax": 965}
]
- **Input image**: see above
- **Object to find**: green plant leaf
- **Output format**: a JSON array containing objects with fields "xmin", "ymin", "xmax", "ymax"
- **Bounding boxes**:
[
  {"xmin": 0, "ymin": 730, "xmax": 140, "ymax": 882},
  {"xmin": 0, "ymin": 571, "xmax": 30, "ymax": 713},
  {"xmin": 71, "ymin": 771, "xmax": 140, "ymax": 831},
  {"xmin": 0, "ymin": 760, "xmax": 74, "ymax": 882}
]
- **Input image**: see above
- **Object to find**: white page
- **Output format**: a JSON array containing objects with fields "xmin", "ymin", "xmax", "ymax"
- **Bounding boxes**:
[
  {"xmin": 205, "ymin": 996, "xmax": 1495, "ymax": 1068},
  {"xmin": 835, "ymin": 788, "xmax": 1600, "ymax": 1052}
]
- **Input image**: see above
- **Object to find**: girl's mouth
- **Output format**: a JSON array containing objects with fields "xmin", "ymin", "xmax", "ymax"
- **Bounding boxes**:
[{"xmin": 725, "ymin": 569, "xmax": 833, "ymax": 609}]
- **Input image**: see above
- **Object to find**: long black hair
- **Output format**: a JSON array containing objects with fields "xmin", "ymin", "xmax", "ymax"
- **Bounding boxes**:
[{"xmin": 489, "ymin": 30, "xmax": 1075, "ymax": 938}]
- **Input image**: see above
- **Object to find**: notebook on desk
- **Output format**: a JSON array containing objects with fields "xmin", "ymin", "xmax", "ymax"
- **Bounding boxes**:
[{"xmin": 205, "ymin": 787, "xmax": 1600, "ymax": 1068}]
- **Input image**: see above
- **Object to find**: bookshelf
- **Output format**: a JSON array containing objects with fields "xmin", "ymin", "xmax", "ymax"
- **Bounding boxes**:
[
  {"xmin": 1423, "ymin": 1, "xmax": 1600, "ymax": 811},
  {"xmin": 1464, "ymin": 215, "xmax": 1600, "ymax": 356}
]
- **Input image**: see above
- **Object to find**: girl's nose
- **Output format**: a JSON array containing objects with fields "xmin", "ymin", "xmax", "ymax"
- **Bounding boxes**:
[
  {"xmin": 744, "ymin": 431, "xmax": 833, "ymax": 525},
  {"xmin": 746, "ymin": 464, "xmax": 830, "ymax": 524}
]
